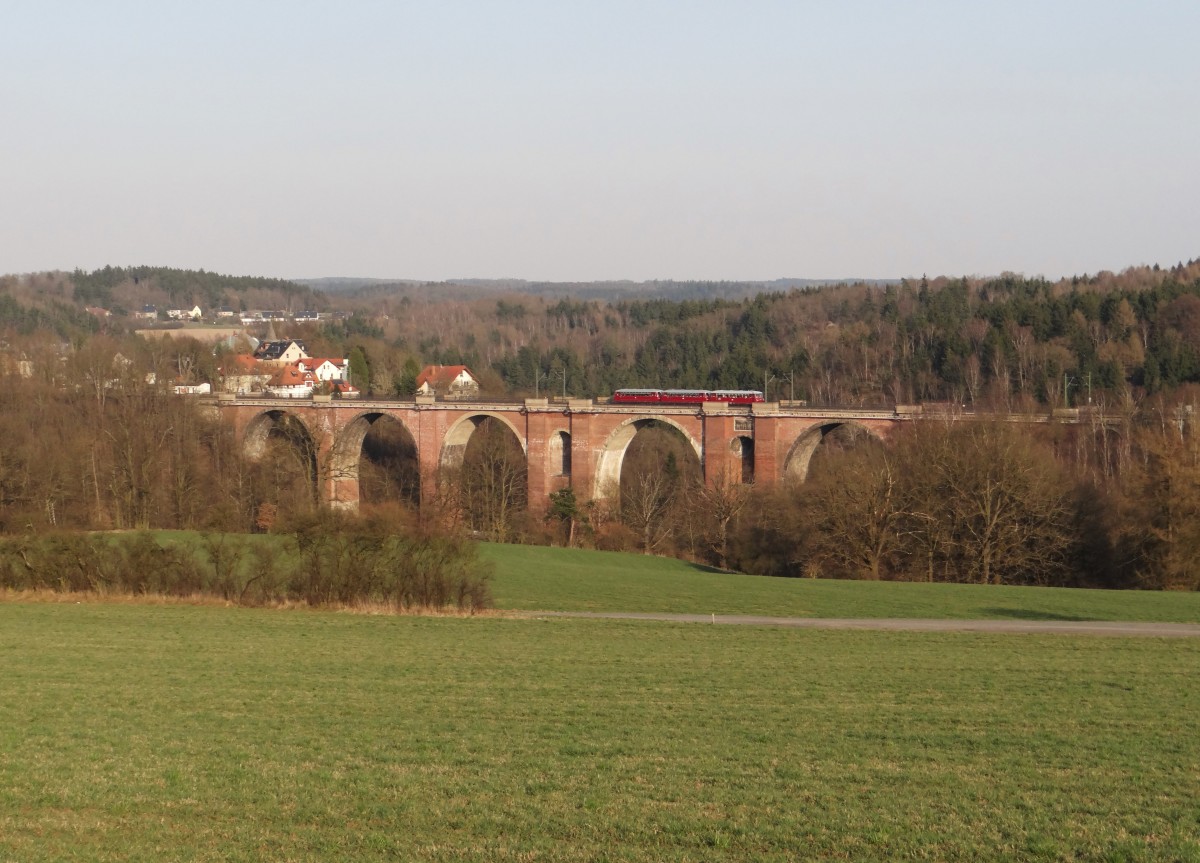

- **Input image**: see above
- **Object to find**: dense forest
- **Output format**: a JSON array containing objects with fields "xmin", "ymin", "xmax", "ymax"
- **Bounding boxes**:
[
  {"xmin": 7, "ymin": 261, "xmax": 1200, "ymax": 410},
  {"xmin": 2, "ymin": 260, "xmax": 1200, "ymax": 592},
  {"xmin": 306, "ymin": 261, "xmax": 1200, "ymax": 411}
]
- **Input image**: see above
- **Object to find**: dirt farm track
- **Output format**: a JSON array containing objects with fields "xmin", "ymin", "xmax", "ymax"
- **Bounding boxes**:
[{"xmin": 519, "ymin": 612, "xmax": 1200, "ymax": 637}]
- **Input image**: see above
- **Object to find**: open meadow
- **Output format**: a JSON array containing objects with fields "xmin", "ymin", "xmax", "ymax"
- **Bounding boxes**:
[
  {"xmin": 2, "ymin": 598, "xmax": 1198, "ymax": 862},
  {"xmin": 480, "ymin": 543, "xmax": 1200, "ymax": 623}
]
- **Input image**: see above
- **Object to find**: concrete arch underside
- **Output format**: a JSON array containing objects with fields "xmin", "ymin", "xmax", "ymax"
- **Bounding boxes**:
[
  {"xmin": 327, "ymin": 411, "xmax": 419, "ymax": 508},
  {"xmin": 593, "ymin": 417, "xmax": 703, "ymax": 500},
  {"xmin": 783, "ymin": 421, "xmax": 882, "ymax": 482},
  {"xmin": 242, "ymin": 408, "xmax": 316, "ymax": 461},
  {"xmin": 439, "ymin": 412, "xmax": 528, "ymax": 471}
]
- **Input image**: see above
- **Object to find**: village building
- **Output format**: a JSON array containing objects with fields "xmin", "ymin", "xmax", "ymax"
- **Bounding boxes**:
[
  {"xmin": 0, "ymin": 349, "xmax": 34, "ymax": 379},
  {"xmin": 254, "ymin": 340, "xmax": 308, "ymax": 363},
  {"xmin": 264, "ymin": 366, "xmax": 317, "ymax": 398},
  {"xmin": 166, "ymin": 305, "xmax": 203, "ymax": 321},
  {"xmin": 415, "ymin": 364, "xmax": 480, "ymax": 399},
  {"xmin": 297, "ymin": 357, "xmax": 349, "ymax": 383},
  {"xmin": 218, "ymin": 353, "xmax": 272, "ymax": 394}
]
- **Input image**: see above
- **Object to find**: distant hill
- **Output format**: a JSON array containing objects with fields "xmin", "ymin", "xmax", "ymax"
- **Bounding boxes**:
[
  {"xmin": 70, "ymin": 266, "xmax": 326, "ymax": 315},
  {"xmin": 297, "ymin": 277, "xmax": 418, "ymax": 294},
  {"xmin": 0, "ymin": 266, "xmax": 331, "ymax": 338},
  {"xmin": 294, "ymin": 277, "xmax": 899, "ymax": 303}
]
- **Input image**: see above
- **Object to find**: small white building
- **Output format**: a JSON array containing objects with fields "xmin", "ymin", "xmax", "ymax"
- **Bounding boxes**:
[
  {"xmin": 297, "ymin": 357, "xmax": 349, "ymax": 383},
  {"xmin": 167, "ymin": 305, "xmax": 202, "ymax": 321}
]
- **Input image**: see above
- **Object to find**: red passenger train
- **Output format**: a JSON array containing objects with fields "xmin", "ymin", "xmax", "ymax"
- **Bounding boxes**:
[{"xmin": 611, "ymin": 388, "xmax": 765, "ymax": 405}]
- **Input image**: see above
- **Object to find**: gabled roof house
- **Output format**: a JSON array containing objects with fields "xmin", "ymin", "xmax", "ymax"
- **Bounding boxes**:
[{"xmin": 415, "ymin": 364, "xmax": 479, "ymax": 399}]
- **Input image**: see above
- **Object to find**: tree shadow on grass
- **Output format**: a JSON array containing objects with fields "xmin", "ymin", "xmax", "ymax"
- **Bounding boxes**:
[
  {"xmin": 687, "ymin": 563, "xmax": 732, "ymax": 575},
  {"xmin": 979, "ymin": 607, "xmax": 1093, "ymax": 622}
]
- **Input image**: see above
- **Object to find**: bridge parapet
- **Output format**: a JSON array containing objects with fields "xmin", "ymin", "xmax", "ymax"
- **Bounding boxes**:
[{"xmin": 200, "ymin": 394, "xmax": 1099, "ymax": 424}]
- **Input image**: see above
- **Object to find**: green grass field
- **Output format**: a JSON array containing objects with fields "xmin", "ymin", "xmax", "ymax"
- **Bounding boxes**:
[
  {"xmin": 480, "ymin": 543, "xmax": 1200, "ymax": 622},
  {"xmin": 1, "ymin": 602, "xmax": 1198, "ymax": 862},
  {"xmin": 126, "ymin": 531, "xmax": 1200, "ymax": 622}
]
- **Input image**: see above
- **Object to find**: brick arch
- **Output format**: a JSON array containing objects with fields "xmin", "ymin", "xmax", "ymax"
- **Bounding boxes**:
[
  {"xmin": 593, "ymin": 417, "xmax": 703, "ymax": 500},
  {"xmin": 440, "ymin": 411, "xmax": 528, "ymax": 471},
  {"xmin": 240, "ymin": 407, "xmax": 321, "ymax": 503},
  {"xmin": 328, "ymin": 411, "xmax": 419, "ymax": 509},
  {"xmin": 242, "ymin": 408, "xmax": 318, "ymax": 461},
  {"xmin": 783, "ymin": 421, "xmax": 883, "ymax": 482}
]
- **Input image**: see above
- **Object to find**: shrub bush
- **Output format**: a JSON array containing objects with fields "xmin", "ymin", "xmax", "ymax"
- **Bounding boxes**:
[{"xmin": 0, "ymin": 520, "xmax": 492, "ymax": 613}]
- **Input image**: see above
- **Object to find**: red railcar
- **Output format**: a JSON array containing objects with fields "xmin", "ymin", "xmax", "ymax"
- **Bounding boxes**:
[{"xmin": 611, "ymin": 388, "xmax": 764, "ymax": 405}]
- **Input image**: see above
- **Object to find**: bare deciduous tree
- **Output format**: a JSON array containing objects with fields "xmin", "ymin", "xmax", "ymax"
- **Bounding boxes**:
[
  {"xmin": 622, "ymin": 470, "xmax": 675, "ymax": 554},
  {"xmin": 805, "ymin": 443, "xmax": 902, "ymax": 580},
  {"xmin": 691, "ymin": 471, "xmax": 752, "ymax": 570},
  {"xmin": 459, "ymin": 418, "xmax": 527, "ymax": 541}
]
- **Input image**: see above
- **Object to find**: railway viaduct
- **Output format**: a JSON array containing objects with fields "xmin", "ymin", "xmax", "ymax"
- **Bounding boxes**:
[{"xmin": 208, "ymin": 394, "xmax": 1077, "ymax": 515}]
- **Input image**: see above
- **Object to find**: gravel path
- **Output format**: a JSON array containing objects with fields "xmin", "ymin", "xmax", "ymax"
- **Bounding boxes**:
[{"xmin": 516, "ymin": 611, "xmax": 1200, "ymax": 637}]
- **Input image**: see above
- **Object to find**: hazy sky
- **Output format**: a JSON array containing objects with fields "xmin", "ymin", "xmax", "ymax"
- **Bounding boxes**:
[{"xmin": 3, "ymin": 0, "xmax": 1198, "ymax": 282}]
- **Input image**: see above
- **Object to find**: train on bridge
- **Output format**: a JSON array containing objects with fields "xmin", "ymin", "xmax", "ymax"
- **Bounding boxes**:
[{"xmin": 611, "ymin": 388, "xmax": 765, "ymax": 405}]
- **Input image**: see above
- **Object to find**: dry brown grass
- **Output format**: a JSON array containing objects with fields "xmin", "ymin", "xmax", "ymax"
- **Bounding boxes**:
[
  {"xmin": 0, "ymin": 587, "xmax": 502, "ymax": 617},
  {"xmin": 0, "ymin": 588, "xmax": 233, "ymax": 607}
]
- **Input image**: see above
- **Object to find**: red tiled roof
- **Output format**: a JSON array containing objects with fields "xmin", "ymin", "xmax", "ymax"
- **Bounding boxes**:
[
  {"xmin": 416, "ymin": 364, "xmax": 474, "ymax": 387},
  {"xmin": 269, "ymin": 367, "xmax": 315, "ymax": 387},
  {"xmin": 220, "ymin": 353, "xmax": 261, "ymax": 373}
]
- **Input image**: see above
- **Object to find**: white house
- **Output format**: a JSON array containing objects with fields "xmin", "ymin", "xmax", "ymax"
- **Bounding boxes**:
[
  {"xmin": 297, "ymin": 357, "xmax": 349, "ymax": 383},
  {"xmin": 167, "ymin": 306, "xmax": 202, "ymax": 321},
  {"xmin": 415, "ymin": 364, "xmax": 480, "ymax": 399},
  {"xmin": 254, "ymin": 340, "xmax": 309, "ymax": 363}
]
